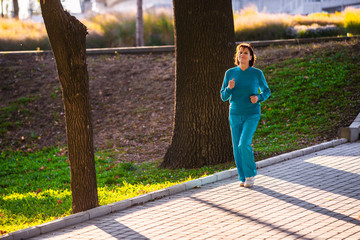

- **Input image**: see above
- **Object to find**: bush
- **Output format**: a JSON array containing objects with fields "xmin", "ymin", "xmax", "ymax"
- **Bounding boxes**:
[
  {"xmin": 85, "ymin": 9, "xmax": 174, "ymax": 48},
  {"xmin": 235, "ymin": 23, "xmax": 293, "ymax": 41},
  {"xmin": 84, "ymin": 13, "xmax": 136, "ymax": 47},
  {"xmin": 295, "ymin": 24, "xmax": 346, "ymax": 38},
  {"xmin": 234, "ymin": 7, "xmax": 293, "ymax": 41},
  {"xmin": 233, "ymin": 6, "xmax": 355, "ymax": 42},
  {"xmin": 144, "ymin": 10, "xmax": 174, "ymax": 45},
  {"xmin": 344, "ymin": 7, "xmax": 360, "ymax": 35},
  {"xmin": 0, "ymin": 18, "xmax": 50, "ymax": 51},
  {"xmin": 293, "ymin": 11, "xmax": 343, "ymax": 27},
  {"xmin": 0, "ymin": 37, "xmax": 50, "ymax": 51},
  {"xmin": 0, "ymin": 7, "xmax": 358, "ymax": 51}
]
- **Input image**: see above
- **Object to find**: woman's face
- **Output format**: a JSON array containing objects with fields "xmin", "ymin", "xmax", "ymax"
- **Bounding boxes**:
[{"xmin": 238, "ymin": 47, "xmax": 252, "ymax": 65}]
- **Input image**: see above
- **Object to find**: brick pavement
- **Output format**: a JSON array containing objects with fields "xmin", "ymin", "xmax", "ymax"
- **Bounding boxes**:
[{"xmin": 7, "ymin": 142, "xmax": 360, "ymax": 240}]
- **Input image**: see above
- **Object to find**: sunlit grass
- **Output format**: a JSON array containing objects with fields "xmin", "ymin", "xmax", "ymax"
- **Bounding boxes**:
[{"xmin": 0, "ymin": 147, "xmax": 232, "ymax": 234}]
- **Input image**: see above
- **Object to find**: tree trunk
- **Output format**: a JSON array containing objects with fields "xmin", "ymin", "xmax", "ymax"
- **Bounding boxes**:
[
  {"xmin": 12, "ymin": 0, "xmax": 18, "ymax": 19},
  {"xmin": 161, "ymin": 0, "xmax": 235, "ymax": 169},
  {"xmin": 136, "ymin": 0, "xmax": 144, "ymax": 46},
  {"xmin": 40, "ymin": 0, "xmax": 98, "ymax": 213}
]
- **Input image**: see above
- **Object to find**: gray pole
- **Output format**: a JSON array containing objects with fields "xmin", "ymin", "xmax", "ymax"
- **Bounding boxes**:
[{"xmin": 136, "ymin": 0, "xmax": 144, "ymax": 46}]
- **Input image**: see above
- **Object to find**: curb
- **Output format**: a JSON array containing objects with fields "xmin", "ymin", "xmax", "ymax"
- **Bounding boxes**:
[
  {"xmin": 0, "ymin": 138, "xmax": 348, "ymax": 240},
  {"xmin": 0, "ymin": 36, "xmax": 358, "ymax": 56},
  {"xmin": 340, "ymin": 112, "xmax": 360, "ymax": 142},
  {"xmin": 255, "ymin": 138, "xmax": 347, "ymax": 169}
]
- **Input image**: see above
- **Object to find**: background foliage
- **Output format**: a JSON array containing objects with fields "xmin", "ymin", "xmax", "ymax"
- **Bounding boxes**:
[{"xmin": 0, "ymin": 7, "xmax": 359, "ymax": 51}]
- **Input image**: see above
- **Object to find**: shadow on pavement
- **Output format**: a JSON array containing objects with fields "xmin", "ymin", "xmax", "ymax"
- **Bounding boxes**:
[
  {"xmin": 251, "ymin": 185, "xmax": 360, "ymax": 226},
  {"xmin": 93, "ymin": 219, "xmax": 150, "ymax": 240},
  {"xmin": 189, "ymin": 196, "xmax": 314, "ymax": 240},
  {"xmin": 259, "ymin": 145, "xmax": 360, "ymax": 201}
]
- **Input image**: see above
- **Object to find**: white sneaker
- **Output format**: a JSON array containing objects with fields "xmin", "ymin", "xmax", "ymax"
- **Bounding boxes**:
[{"xmin": 244, "ymin": 177, "xmax": 255, "ymax": 188}]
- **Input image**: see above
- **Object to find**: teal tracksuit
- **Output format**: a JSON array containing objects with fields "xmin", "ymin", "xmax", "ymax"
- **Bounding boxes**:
[{"xmin": 221, "ymin": 66, "xmax": 270, "ymax": 182}]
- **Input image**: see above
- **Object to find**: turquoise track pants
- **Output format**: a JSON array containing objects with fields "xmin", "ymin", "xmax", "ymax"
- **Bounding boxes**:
[{"xmin": 229, "ymin": 114, "xmax": 260, "ymax": 182}]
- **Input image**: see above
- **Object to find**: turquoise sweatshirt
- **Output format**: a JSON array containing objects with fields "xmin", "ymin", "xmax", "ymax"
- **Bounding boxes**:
[{"xmin": 220, "ymin": 66, "xmax": 271, "ymax": 115}]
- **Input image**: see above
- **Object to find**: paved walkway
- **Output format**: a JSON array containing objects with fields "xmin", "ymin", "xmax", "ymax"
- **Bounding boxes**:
[{"xmin": 13, "ymin": 142, "xmax": 360, "ymax": 239}]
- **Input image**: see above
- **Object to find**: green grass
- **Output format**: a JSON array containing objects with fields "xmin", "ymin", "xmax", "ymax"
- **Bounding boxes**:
[
  {"xmin": 0, "ymin": 148, "xmax": 234, "ymax": 234},
  {"xmin": 253, "ymin": 42, "xmax": 360, "ymax": 158},
  {"xmin": 1, "ymin": 41, "xmax": 360, "ymax": 235},
  {"xmin": 0, "ymin": 96, "xmax": 40, "ymax": 136}
]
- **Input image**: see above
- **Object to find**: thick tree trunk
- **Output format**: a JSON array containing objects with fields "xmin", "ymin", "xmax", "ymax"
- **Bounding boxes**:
[
  {"xmin": 12, "ymin": 0, "xmax": 18, "ymax": 19},
  {"xmin": 136, "ymin": 0, "xmax": 144, "ymax": 46},
  {"xmin": 161, "ymin": 0, "xmax": 235, "ymax": 169},
  {"xmin": 40, "ymin": 0, "xmax": 98, "ymax": 213}
]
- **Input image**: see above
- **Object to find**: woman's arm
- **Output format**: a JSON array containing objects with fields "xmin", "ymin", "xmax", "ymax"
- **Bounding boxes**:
[
  {"xmin": 220, "ymin": 72, "xmax": 232, "ymax": 102},
  {"xmin": 257, "ymin": 70, "xmax": 271, "ymax": 102}
]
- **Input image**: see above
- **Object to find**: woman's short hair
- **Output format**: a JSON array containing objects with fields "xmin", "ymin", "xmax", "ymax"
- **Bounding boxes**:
[{"xmin": 234, "ymin": 43, "xmax": 256, "ymax": 66}]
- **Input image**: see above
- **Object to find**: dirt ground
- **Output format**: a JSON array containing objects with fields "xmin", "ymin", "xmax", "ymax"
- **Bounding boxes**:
[
  {"xmin": 0, "ymin": 41, "xmax": 358, "ymax": 163},
  {"xmin": 0, "ymin": 51, "xmax": 176, "ymax": 163}
]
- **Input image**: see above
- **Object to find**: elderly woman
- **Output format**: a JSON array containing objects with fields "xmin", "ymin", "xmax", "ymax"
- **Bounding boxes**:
[{"xmin": 220, "ymin": 43, "xmax": 271, "ymax": 188}]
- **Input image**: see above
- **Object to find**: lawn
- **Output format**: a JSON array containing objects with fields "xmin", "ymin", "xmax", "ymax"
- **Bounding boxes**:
[
  {"xmin": 253, "ymin": 41, "xmax": 360, "ymax": 158},
  {"xmin": 0, "ymin": 148, "xmax": 230, "ymax": 234}
]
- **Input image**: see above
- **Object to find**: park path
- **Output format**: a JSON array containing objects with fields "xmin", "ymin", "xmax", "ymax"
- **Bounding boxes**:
[{"xmin": 21, "ymin": 141, "xmax": 360, "ymax": 240}]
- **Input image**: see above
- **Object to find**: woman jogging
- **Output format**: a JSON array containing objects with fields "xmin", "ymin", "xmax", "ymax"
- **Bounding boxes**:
[{"xmin": 220, "ymin": 43, "xmax": 271, "ymax": 188}]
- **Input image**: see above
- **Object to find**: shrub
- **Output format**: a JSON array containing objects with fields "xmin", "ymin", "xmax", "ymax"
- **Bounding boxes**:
[
  {"xmin": 233, "ymin": 6, "xmax": 353, "ymax": 42},
  {"xmin": 344, "ymin": 7, "xmax": 360, "ymax": 35},
  {"xmin": 235, "ymin": 23, "xmax": 293, "ymax": 41},
  {"xmin": 295, "ymin": 24, "xmax": 346, "ymax": 38},
  {"xmin": 144, "ymin": 9, "xmax": 174, "ymax": 45},
  {"xmin": 293, "ymin": 11, "xmax": 343, "ymax": 27},
  {"xmin": 234, "ymin": 6, "xmax": 293, "ymax": 41},
  {"xmin": 0, "ymin": 18, "xmax": 50, "ymax": 51},
  {"xmin": 84, "ymin": 13, "xmax": 136, "ymax": 47},
  {"xmin": 85, "ymin": 9, "xmax": 174, "ymax": 48},
  {"xmin": 0, "ymin": 6, "xmax": 358, "ymax": 51}
]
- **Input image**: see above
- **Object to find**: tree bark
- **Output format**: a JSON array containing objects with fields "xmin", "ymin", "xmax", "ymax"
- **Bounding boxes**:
[
  {"xmin": 12, "ymin": 0, "xmax": 18, "ymax": 19},
  {"xmin": 161, "ymin": 0, "xmax": 235, "ymax": 169},
  {"xmin": 40, "ymin": 0, "xmax": 98, "ymax": 213},
  {"xmin": 136, "ymin": 0, "xmax": 144, "ymax": 46}
]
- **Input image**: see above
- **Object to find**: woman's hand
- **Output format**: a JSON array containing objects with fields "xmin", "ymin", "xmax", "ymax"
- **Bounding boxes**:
[
  {"xmin": 250, "ymin": 95, "xmax": 258, "ymax": 104},
  {"xmin": 228, "ymin": 78, "xmax": 235, "ymax": 89}
]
